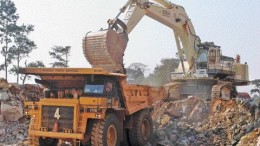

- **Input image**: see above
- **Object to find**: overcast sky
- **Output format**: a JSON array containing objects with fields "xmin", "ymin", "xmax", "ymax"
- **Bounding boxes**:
[{"xmin": 1, "ymin": 0, "xmax": 260, "ymax": 92}]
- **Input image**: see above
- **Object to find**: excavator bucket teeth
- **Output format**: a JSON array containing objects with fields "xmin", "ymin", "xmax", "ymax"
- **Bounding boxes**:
[{"xmin": 82, "ymin": 29, "xmax": 128, "ymax": 73}]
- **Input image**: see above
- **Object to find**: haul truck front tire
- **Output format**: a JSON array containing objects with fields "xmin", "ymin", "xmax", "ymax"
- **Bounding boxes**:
[{"xmin": 91, "ymin": 114, "xmax": 120, "ymax": 146}]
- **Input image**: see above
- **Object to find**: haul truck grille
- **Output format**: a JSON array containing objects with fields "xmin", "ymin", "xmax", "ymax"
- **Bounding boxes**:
[{"xmin": 41, "ymin": 106, "xmax": 74, "ymax": 132}]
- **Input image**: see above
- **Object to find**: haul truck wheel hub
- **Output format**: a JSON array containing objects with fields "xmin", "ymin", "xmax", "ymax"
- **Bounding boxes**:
[
  {"xmin": 107, "ymin": 124, "xmax": 117, "ymax": 146},
  {"xmin": 141, "ymin": 119, "xmax": 150, "ymax": 140}
]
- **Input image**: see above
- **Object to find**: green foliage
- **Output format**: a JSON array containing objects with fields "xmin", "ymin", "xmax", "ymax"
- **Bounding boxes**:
[
  {"xmin": 251, "ymin": 79, "xmax": 260, "ymax": 88},
  {"xmin": 20, "ymin": 60, "xmax": 45, "ymax": 84},
  {"xmin": 0, "ymin": 0, "xmax": 19, "ymax": 79},
  {"xmin": 251, "ymin": 79, "xmax": 260, "ymax": 95},
  {"xmin": 49, "ymin": 46, "xmax": 71, "ymax": 68},
  {"xmin": 126, "ymin": 63, "xmax": 147, "ymax": 84},
  {"xmin": 145, "ymin": 58, "xmax": 179, "ymax": 86},
  {"xmin": 126, "ymin": 58, "xmax": 179, "ymax": 86},
  {"xmin": 9, "ymin": 24, "xmax": 36, "ymax": 83},
  {"xmin": 0, "ymin": 0, "xmax": 37, "ymax": 83},
  {"xmin": 26, "ymin": 61, "xmax": 45, "ymax": 68}
]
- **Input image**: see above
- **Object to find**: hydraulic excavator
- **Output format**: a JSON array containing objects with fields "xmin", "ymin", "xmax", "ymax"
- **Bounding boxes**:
[{"xmin": 83, "ymin": 0, "xmax": 249, "ymax": 100}]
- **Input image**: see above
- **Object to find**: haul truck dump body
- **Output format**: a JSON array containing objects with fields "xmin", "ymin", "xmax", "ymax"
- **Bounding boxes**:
[{"xmin": 20, "ymin": 67, "xmax": 164, "ymax": 146}]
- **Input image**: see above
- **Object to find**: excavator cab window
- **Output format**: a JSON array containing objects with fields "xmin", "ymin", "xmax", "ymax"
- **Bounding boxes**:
[{"xmin": 197, "ymin": 49, "xmax": 208, "ymax": 69}]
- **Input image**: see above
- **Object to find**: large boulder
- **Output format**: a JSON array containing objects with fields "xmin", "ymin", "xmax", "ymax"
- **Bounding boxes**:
[
  {"xmin": 1, "ymin": 101, "xmax": 23, "ymax": 121},
  {"xmin": 153, "ymin": 96, "xmax": 210, "ymax": 125},
  {"xmin": 237, "ymin": 128, "xmax": 260, "ymax": 146},
  {"xmin": 0, "ymin": 128, "xmax": 5, "ymax": 136},
  {"xmin": 0, "ymin": 78, "xmax": 8, "ymax": 91},
  {"xmin": 0, "ymin": 90, "xmax": 9, "ymax": 101},
  {"xmin": 0, "ymin": 114, "xmax": 3, "ymax": 122}
]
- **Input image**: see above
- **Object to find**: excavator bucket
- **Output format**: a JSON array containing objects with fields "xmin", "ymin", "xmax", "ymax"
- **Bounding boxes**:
[{"xmin": 82, "ymin": 29, "xmax": 128, "ymax": 73}]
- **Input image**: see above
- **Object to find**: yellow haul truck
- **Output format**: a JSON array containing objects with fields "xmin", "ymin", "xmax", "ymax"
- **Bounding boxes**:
[{"xmin": 20, "ymin": 67, "xmax": 163, "ymax": 146}]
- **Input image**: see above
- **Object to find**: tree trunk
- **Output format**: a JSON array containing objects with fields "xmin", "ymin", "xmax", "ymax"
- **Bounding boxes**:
[
  {"xmin": 17, "ymin": 52, "xmax": 20, "ymax": 84},
  {"xmin": 4, "ymin": 45, "xmax": 7, "ymax": 80},
  {"xmin": 4, "ymin": 22, "xmax": 8, "ymax": 80},
  {"xmin": 66, "ymin": 53, "xmax": 68, "ymax": 68},
  {"xmin": 22, "ymin": 74, "xmax": 27, "ymax": 85}
]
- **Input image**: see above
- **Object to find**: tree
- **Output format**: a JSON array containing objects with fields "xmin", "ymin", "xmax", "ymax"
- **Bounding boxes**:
[
  {"xmin": 0, "ymin": 0, "xmax": 19, "ymax": 80},
  {"xmin": 251, "ymin": 79, "xmax": 260, "ymax": 96},
  {"xmin": 126, "ymin": 63, "xmax": 147, "ymax": 84},
  {"xmin": 49, "ymin": 46, "xmax": 71, "ymax": 68},
  {"xmin": 145, "ymin": 58, "xmax": 179, "ymax": 86},
  {"xmin": 20, "ymin": 60, "xmax": 45, "ymax": 85},
  {"xmin": 9, "ymin": 24, "xmax": 36, "ymax": 83}
]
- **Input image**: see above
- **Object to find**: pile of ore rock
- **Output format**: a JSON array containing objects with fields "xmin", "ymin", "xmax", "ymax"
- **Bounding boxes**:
[
  {"xmin": 152, "ymin": 96, "xmax": 260, "ymax": 146},
  {"xmin": 0, "ymin": 78, "xmax": 24, "ymax": 123},
  {"xmin": 0, "ymin": 78, "xmax": 30, "ymax": 145}
]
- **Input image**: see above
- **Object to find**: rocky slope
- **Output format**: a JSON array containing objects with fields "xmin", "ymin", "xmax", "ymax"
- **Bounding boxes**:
[
  {"xmin": 152, "ymin": 96, "xmax": 260, "ymax": 146},
  {"xmin": 0, "ymin": 78, "xmax": 37, "ymax": 146}
]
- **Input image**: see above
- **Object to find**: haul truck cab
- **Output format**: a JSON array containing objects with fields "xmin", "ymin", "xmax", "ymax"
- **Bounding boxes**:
[{"xmin": 20, "ymin": 68, "xmax": 164, "ymax": 146}]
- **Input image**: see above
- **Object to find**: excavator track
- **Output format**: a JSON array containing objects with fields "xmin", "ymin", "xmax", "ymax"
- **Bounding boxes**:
[
  {"xmin": 82, "ymin": 29, "xmax": 128, "ymax": 73},
  {"xmin": 166, "ymin": 79, "xmax": 238, "ymax": 101}
]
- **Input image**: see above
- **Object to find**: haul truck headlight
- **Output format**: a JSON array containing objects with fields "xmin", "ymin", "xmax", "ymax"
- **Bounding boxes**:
[
  {"xmin": 40, "ymin": 127, "xmax": 48, "ymax": 131},
  {"xmin": 64, "ymin": 129, "xmax": 72, "ymax": 133},
  {"xmin": 95, "ymin": 114, "xmax": 101, "ymax": 118}
]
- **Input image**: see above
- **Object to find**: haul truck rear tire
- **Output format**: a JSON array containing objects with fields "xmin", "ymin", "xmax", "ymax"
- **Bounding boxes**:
[
  {"xmin": 129, "ymin": 110, "xmax": 153, "ymax": 146},
  {"xmin": 91, "ymin": 114, "xmax": 120, "ymax": 146}
]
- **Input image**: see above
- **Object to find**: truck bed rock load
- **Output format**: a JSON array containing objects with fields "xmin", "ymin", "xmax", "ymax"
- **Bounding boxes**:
[{"xmin": 82, "ymin": 29, "xmax": 128, "ymax": 73}]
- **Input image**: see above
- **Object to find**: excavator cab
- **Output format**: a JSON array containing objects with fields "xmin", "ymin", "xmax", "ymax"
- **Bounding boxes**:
[{"xmin": 196, "ymin": 42, "xmax": 235, "ymax": 79}]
